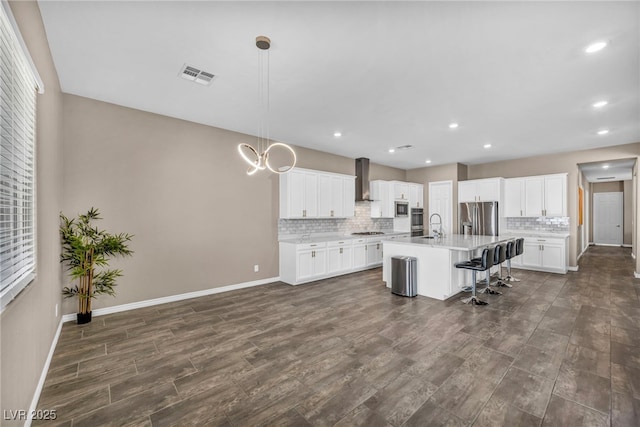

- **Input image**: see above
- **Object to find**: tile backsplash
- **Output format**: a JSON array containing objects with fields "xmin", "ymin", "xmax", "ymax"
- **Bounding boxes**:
[
  {"xmin": 278, "ymin": 202, "xmax": 393, "ymax": 236},
  {"xmin": 506, "ymin": 216, "xmax": 570, "ymax": 233}
]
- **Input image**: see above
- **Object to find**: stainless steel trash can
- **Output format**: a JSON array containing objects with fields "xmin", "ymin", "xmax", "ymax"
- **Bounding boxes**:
[{"xmin": 391, "ymin": 256, "xmax": 417, "ymax": 297}]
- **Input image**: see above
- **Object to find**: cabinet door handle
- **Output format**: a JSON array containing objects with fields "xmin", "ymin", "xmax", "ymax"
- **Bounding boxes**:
[
  {"xmin": 338, "ymin": 241, "xmax": 344, "ymax": 244},
  {"xmin": 312, "ymin": 250, "xmax": 315, "ymax": 257},
  {"xmin": 520, "ymin": 209, "xmax": 522, "ymax": 217},
  {"xmin": 303, "ymin": 209, "xmax": 306, "ymax": 217},
  {"xmin": 340, "ymin": 248, "xmax": 343, "ymax": 254},
  {"xmin": 377, "ymin": 243, "xmax": 380, "ymax": 250},
  {"xmin": 331, "ymin": 210, "xmax": 334, "ymax": 217}
]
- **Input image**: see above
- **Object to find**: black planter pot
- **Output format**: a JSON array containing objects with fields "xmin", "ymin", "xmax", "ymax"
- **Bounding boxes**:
[{"xmin": 77, "ymin": 311, "xmax": 92, "ymax": 324}]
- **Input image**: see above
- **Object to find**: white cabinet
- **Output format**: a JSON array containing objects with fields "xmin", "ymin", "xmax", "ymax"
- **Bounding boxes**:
[
  {"xmin": 280, "ymin": 168, "xmax": 355, "ymax": 219},
  {"xmin": 393, "ymin": 181, "xmax": 409, "ymax": 200},
  {"xmin": 343, "ymin": 177, "xmax": 356, "ymax": 218},
  {"xmin": 370, "ymin": 180, "xmax": 394, "ymax": 218},
  {"xmin": 280, "ymin": 169, "xmax": 318, "ymax": 218},
  {"xmin": 289, "ymin": 242, "xmax": 327, "ymax": 283},
  {"xmin": 409, "ymin": 183, "xmax": 424, "ymax": 208},
  {"xmin": 504, "ymin": 174, "xmax": 567, "ymax": 217},
  {"xmin": 523, "ymin": 174, "xmax": 567, "ymax": 217},
  {"xmin": 327, "ymin": 240, "xmax": 353, "ymax": 274},
  {"xmin": 504, "ymin": 178, "xmax": 525, "ymax": 217},
  {"xmin": 519, "ymin": 236, "xmax": 568, "ymax": 273},
  {"xmin": 366, "ymin": 239, "xmax": 384, "ymax": 266},
  {"xmin": 352, "ymin": 238, "xmax": 367, "ymax": 269},
  {"xmin": 543, "ymin": 175, "xmax": 566, "ymax": 217},
  {"xmin": 318, "ymin": 174, "xmax": 352, "ymax": 218},
  {"xmin": 458, "ymin": 178, "xmax": 503, "ymax": 203}
]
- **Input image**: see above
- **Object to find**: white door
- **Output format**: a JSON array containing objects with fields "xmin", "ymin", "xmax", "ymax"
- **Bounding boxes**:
[
  {"xmin": 317, "ymin": 174, "xmax": 332, "ymax": 217},
  {"xmin": 429, "ymin": 181, "xmax": 453, "ymax": 235},
  {"xmin": 593, "ymin": 192, "xmax": 623, "ymax": 245},
  {"xmin": 476, "ymin": 179, "xmax": 500, "ymax": 202},
  {"xmin": 353, "ymin": 244, "xmax": 366, "ymax": 268},
  {"xmin": 541, "ymin": 243, "xmax": 564, "ymax": 270}
]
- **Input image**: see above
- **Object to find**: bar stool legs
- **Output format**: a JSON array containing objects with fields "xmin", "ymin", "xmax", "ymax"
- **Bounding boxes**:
[
  {"xmin": 504, "ymin": 238, "xmax": 524, "ymax": 282},
  {"xmin": 479, "ymin": 268, "xmax": 502, "ymax": 295},
  {"xmin": 460, "ymin": 270, "xmax": 488, "ymax": 305}
]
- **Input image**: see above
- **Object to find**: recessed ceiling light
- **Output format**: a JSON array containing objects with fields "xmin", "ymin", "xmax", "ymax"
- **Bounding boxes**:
[
  {"xmin": 449, "ymin": 123, "xmax": 459, "ymax": 129},
  {"xmin": 425, "ymin": 160, "xmax": 432, "ymax": 164},
  {"xmin": 602, "ymin": 164, "xmax": 610, "ymax": 169},
  {"xmin": 597, "ymin": 129, "xmax": 609, "ymax": 135},
  {"xmin": 333, "ymin": 132, "xmax": 342, "ymax": 137},
  {"xmin": 585, "ymin": 41, "xmax": 607, "ymax": 54},
  {"xmin": 388, "ymin": 148, "xmax": 395, "ymax": 153},
  {"xmin": 483, "ymin": 144, "xmax": 492, "ymax": 149},
  {"xmin": 592, "ymin": 100, "xmax": 608, "ymax": 108}
]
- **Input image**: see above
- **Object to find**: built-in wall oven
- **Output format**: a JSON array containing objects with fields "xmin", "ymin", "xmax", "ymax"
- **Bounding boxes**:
[
  {"xmin": 395, "ymin": 201, "xmax": 409, "ymax": 217},
  {"xmin": 411, "ymin": 208, "xmax": 424, "ymax": 236}
]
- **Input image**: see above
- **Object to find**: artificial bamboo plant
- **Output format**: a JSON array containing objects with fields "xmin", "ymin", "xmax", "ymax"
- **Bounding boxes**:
[{"xmin": 60, "ymin": 208, "xmax": 133, "ymax": 321}]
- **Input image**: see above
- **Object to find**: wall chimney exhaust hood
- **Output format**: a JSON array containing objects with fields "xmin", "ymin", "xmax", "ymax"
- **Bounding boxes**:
[{"xmin": 355, "ymin": 158, "xmax": 373, "ymax": 202}]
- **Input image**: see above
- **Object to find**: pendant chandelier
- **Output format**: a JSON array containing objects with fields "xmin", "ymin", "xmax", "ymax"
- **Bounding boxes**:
[{"xmin": 238, "ymin": 36, "xmax": 296, "ymax": 175}]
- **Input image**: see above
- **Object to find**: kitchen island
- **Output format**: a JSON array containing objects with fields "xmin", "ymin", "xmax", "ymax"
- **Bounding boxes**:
[{"xmin": 382, "ymin": 234, "xmax": 515, "ymax": 300}]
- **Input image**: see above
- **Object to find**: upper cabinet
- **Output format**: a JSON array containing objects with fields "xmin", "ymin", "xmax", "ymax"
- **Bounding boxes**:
[
  {"xmin": 280, "ymin": 168, "xmax": 355, "ymax": 219},
  {"xmin": 408, "ymin": 183, "xmax": 424, "ymax": 209},
  {"xmin": 370, "ymin": 180, "xmax": 394, "ymax": 218},
  {"xmin": 393, "ymin": 181, "xmax": 409, "ymax": 200},
  {"xmin": 370, "ymin": 180, "xmax": 423, "ymax": 217},
  {"xmin": 504, "ymin": 178, "xmax": 525, "ymax": 217},
  {"xmin": 458, "ymin": 178, "xmax": 503, "ymax": 203},
  {"xmin": 504, "ymin": 173, "xmax": 567, "ymax": 217}
]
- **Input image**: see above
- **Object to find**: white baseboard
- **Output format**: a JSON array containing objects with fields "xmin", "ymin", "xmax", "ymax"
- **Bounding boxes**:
[
  {"xmin": 635, "ymin": 271, "xmax": 640, "ymax": 279},
  {"xmin": 25, "ymin": 318, "xmax": 64, "ymax": 427},
  {"xmin": 62, "ymin": 276, "xmax": 280, "ymax": 322},
  {"xmin": 632, "ymin": 252, "xmax": 636, "ymax": 260},
  {"xmin": 623, "ymin": 244, "xmax": 632, "ymax": 248},
  {"xmin": 567, "ymin": 266, "xmax": 579, "ymax": 272},
  {"xmin": 593, "ymin": 243, "xmax": 623, "ymax": 247}
]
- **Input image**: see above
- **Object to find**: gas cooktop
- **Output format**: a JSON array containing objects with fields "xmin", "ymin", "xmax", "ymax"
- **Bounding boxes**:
[{"xmin": 351, "ymin": 231, "xmax": 385, "ymax": 236}]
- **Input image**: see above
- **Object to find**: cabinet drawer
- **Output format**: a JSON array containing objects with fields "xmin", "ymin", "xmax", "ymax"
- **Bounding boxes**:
[
  {"xmin": 326, "ymin": 239, "xmax": 352, "ymax": 248},
  {"xmin": 296, "ymin": 242, "xmax": 327, "ymax": 251}
]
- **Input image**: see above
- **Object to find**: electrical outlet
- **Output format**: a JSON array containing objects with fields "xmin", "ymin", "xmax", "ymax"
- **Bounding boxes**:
[
  {"xmin": 55, "ymin": 303, "xmax": 58, "ymax": 317},
  {"xmin": 254, "ymin": 264, "xmax": 259, "ymax": 273}
]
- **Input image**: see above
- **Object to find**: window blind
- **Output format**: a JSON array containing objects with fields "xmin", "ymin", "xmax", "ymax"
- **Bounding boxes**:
[{"xmin": 0, "ymin": 3, "xmax": 38, "ymax": 312}]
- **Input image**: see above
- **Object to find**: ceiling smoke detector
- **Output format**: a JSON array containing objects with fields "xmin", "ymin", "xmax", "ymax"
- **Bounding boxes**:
[{"xmin": 179, "ymin": 64, "xmax": 215, "ymax": 86}]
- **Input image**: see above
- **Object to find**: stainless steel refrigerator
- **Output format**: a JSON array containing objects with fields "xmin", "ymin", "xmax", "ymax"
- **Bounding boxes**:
[{"xmin": 459, "ymin": 201, "xmax": 499, "ymax": 236}]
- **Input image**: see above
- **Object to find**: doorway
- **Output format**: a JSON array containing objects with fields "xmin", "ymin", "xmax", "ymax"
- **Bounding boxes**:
[{"xmin": 593, "ymin": 192, "xmax": 624, "ymax": 245}]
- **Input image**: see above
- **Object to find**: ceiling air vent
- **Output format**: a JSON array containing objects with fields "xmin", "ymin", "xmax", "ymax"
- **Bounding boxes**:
[
  {"xmin": 396, "ymin": 145, "xmax": 414, "ymax": 150},
  {"xmin": 179, "ymin": 64, "xmax": 215, "ymax": 86},
  {"xmin": 597, "ymin": 177, "xmax": 616, "ymax": 180}
]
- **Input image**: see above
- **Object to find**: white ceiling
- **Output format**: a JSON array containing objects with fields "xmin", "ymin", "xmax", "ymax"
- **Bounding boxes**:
[
  {"xmin": 580, "ymin": 158, "xmax": 636, "ymax": 182},
  {"xmin": 38, "ymin": 1, "xmax": 640, "ymax": 170}
]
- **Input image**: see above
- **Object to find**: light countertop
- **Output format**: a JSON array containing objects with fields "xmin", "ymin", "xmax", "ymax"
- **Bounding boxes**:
[{"xmin": 383, "ymin": 234, "xmax": 515, "ymax": 251}]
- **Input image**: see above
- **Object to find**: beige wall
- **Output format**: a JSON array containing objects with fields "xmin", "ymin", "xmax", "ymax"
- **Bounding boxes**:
[
  {"xmin": 61, "ymin": 94, "xmax": 405, "ymax": 313},
  {"xmin": 467, "ymin": 143, "xmax": 640, "ymax": 268},
  {"xmin": 406, "ymin": 163, "xmax": 466, "ymax": 233},
  {"xmin": 1, "ymin": 1, "xmax": 64, "ymax": 424}
]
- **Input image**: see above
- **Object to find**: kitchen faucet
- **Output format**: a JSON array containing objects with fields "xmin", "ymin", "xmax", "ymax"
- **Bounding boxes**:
[{"xmin": 429, "ymin": 213, "xmax": 443, "ymax": 238}]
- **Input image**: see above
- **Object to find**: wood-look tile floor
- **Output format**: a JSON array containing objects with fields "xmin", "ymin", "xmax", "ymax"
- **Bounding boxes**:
[{"xmin": 35, "ymin": 246, "xmax": 640, "ymax": 426}]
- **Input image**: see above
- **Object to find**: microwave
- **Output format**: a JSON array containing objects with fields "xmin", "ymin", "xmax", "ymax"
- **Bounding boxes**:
[{"xmin": 395, "ymin": 201, "xmax": 409, "ymax": 217}]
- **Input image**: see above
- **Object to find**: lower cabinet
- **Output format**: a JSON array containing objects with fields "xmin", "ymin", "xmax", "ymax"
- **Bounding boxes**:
[
  {"xmin": 519, "ymin": 236, "xmax": 568, "ymax": 273},
  {"xmin": 280, "ymin": 235, "xmax": 406, "ymax": 285},
  {"xmin": 352, "ymin": 238, "xmax": 367, "ymax": 269},
  {"xmin": 327, "ymin": 241, "xmax": 353, "ymax": 274},
  {"xmin": 366, "ymin": 240, "xmax": 384, "ymax": 266}
]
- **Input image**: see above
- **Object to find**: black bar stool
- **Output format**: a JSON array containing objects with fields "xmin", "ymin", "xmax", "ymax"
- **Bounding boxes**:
[
  {"xmin": 505, "ymin": 238, "xmax": 524, "ymax": 282},
  {"xmin": 493, "ymin": 242, "xmax": 511, "ymax": 288},
  {"xmin": 455, "ymin": 246, "xmax": 494, "ymax": 305},
  {"xmin": 480, "ymin": 244, "xmax": 503, "ymax": 295}
]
